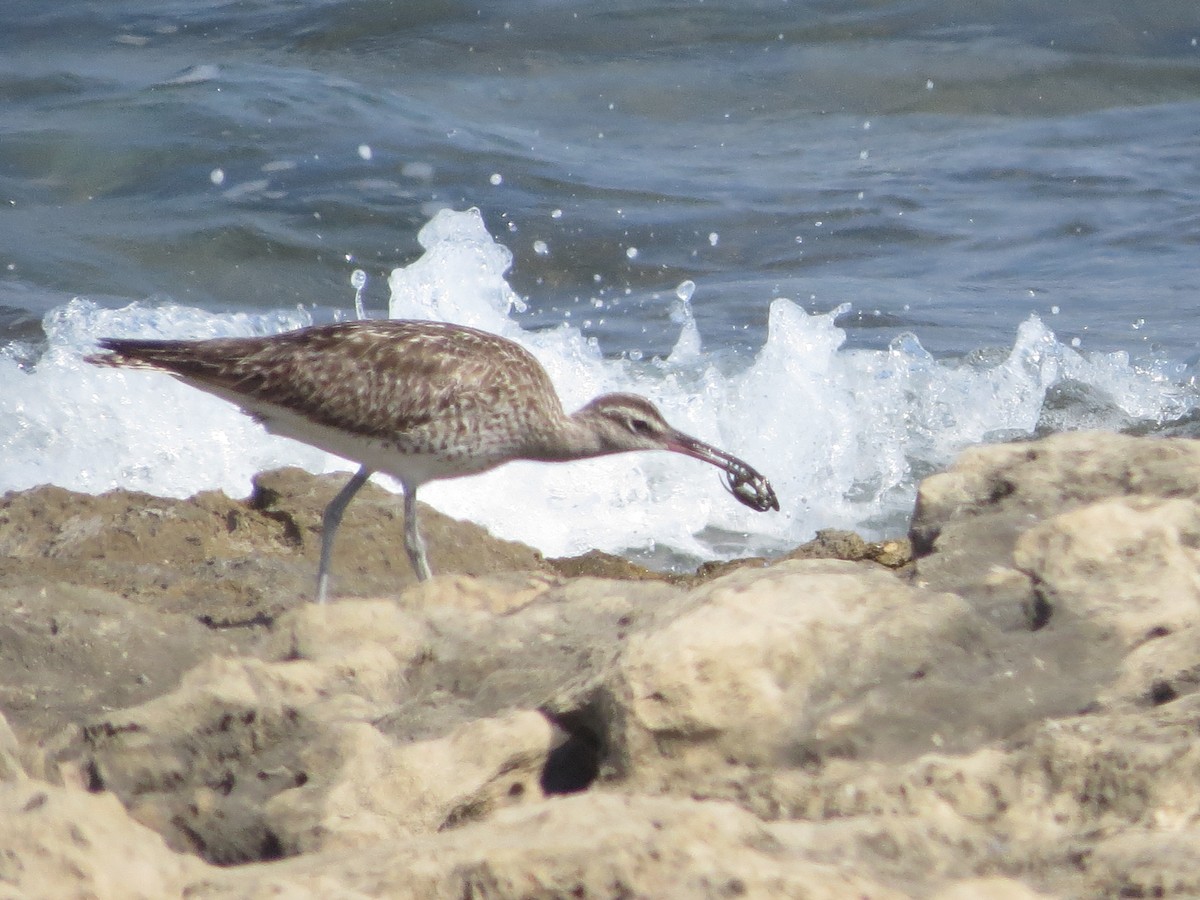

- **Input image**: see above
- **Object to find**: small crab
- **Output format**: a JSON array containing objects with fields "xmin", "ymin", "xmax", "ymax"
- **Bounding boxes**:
[{"xmin": 722, "ymin": 462, "xmax": 780, "ymax": 512}]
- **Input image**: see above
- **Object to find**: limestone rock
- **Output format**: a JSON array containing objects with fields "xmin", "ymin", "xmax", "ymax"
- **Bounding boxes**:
[
  {"xmin": 911, "ymin": 432, "xmax": 1200, "ymax": 629},
  {"xmin": 601, "ymin": 559, "xmax": 994, "ymax": 782},
  {"xmin": 0, "ymin": 583, "xmax": 245, "ymax": 742},
  {"xmin": 1097, "ymin": 623, "xmax": 1200, "ymax": 709},
  {"xmin": 0, "ymin": 780, "xmax": 205, "ymax": 898},
  {"xmin": 782, "ymin": 527, "xmax": 913, "ymax": 569},
  {"xmin": 931, "ymin": 878, "xmax": 1055, "ymax": 900},
  {"xmin": 0, "ymin": 710, "xmax": 23, "ymax": 782},
  {"xmin": 74, "ymin": 579, "xmax": 678, "ymax": 864},
  {"xmin": 0, "ymin": 467, "xmax": 550, "ymax": 626},
  {"xmin": 266, "ymin": 710, "xmax": 555, "ymax": 853},
  {"xmin": 1086, "ymin": 829, "xmax": 1200, "ymax": 898},
  {"xmin": 191, "ymin": 792, "xmax": 910, "ymax": 900},
  {"xmin": 1014, "ymin": 498, "xmax": 1200, "ymax": 647},
  {"xmin": 10, "ymin": 432, "xmax": 1200, "ymax": 897}
]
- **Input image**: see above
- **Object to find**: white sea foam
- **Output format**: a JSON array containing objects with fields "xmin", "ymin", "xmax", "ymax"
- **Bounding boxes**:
[
  {"xmin": 2, "ymin": 208, "xmax": 1196, "ymax": 567},
  {"xmin": 0, "ymin": 303, "xmax": 322, "ymax": 498}
]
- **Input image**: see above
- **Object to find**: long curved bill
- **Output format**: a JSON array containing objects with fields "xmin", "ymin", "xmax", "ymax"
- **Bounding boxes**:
[{"xmin": 665, "ymin": 432, "xmax": 780, "ymax": 513}]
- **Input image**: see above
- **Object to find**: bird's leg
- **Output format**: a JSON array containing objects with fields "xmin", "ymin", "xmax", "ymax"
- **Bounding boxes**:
[
  {"xmin": 403, "ymin": 484, "xmax": 433, "ymax": 581},
  {"xmin": 315, "ymin": 466, "xmax": 371, "ymax": 604}
]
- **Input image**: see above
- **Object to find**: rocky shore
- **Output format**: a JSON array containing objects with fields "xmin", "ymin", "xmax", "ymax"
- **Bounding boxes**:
[{"xmin": 2, "ymin": 431, "xmax": 1200, "ymax": 898}]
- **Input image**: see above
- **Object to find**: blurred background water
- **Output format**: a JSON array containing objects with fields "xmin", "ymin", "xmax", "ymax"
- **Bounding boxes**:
[{"xmin": 3, "ymin": 1, "xmax": 1200, "ymax": 567}]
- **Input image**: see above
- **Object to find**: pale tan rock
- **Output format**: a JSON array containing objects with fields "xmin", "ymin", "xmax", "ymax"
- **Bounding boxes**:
[
  {"xmin": 753, "ymin": 747, "xmax": 1020, "ymax": 888},
  {"xmin": 75, "ymin": 579, "xmax": 681, "ymax": 864},
  {"xmin": 1014, "ymin": 498, "xmax": 1200, "ymax": 646},
  {"xmin": 931, "ymin": 877, "xmax": 1054, "ymax": 899},
  {"xmin": 769, "ymin": 812, "xmax": 997, "ymax": 889},
  {"xmin": 911, "ymin": 432, "xmax": 1200, "ymax": 629},
  {"xmin": 603, "ymin": 558, "xmax": 990, "ymax": 781},
  {"xmin": 1011, "ymin": 696, "xmax": 1200, "ymax": 836},
  {"xmin": 763, "ymin": 691, "xmax": 1200, "ymax": 889},
  {"xmin": 0, "ymin": 582, "xmax": 246, "ymax": 743},
  {"xmin": 266, "ymin": 710, "xmax": 555, "ymax": 852},
  {"xmin": 0, "ymin": 710, "xmax": 23, "ymax": 782},
  {"xmin": 16, "ymin": 433, "xmax": 1200, "ymax": 898},
  {"xmin": 0, "ymin": 780, "xmax": 206, "ymax": 899},
  {"xmin": 191, "ymin": 792, "xmax": 911, "ymax": 900},
  {"xmin": 88, "ymin": 649, "xmax": 392, "ymax": 796},
  {"xmin": 261, "ymin": 599, "xmax": 433, "ymax": 699},
  {"xmin": 1113, "ymin": 638, "xmax": 1200, "ymax": 715},
  {"xmin": 912, "ymin": 432, "xmax": 1200, "ymax": 542},
  {"xmin": 86, "ymin": 652, "xmax": 371, "ymax": 862},
  {"xmin": 396, "ymin": 571, "xmax": 561, "ymax": 615},
  {"xmin": 1086, "ymin": 829, "xmax": 1200, "ymax": 898}
]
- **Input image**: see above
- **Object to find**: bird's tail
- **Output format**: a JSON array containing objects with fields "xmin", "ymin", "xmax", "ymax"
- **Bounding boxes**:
[{"xmin": 85, "ymin": 337, "xmax": 201, "ymax": 371}]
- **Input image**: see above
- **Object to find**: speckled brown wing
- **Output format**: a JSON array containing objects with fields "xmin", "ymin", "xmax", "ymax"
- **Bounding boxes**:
[{"xmin": 89, "ymin": 320, "xmax": 565, "ymax": 449}]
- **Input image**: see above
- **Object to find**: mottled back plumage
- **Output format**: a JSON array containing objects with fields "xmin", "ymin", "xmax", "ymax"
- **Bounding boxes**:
[{"xmin": 90, "ymin": 320, "xmax": 569, "ymax": 472}]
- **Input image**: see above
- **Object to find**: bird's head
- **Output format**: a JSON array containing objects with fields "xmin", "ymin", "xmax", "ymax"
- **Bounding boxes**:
[
  {"xmin": 574, "ymin": 393, "xmax": 780, "ymax": 512},
  {"xmin": 577, "ymin": 393, "xmax": 680, "ymax": 453}
]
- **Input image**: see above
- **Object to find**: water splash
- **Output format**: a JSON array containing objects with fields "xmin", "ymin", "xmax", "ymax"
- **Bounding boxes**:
[
  {"xmin": 350, "ymin": 269, "xmax": 367, "ymax": 320},
  {"xmin": 0, "ymin": 300, "xmax": 319, "ymax": 498},
  {"xmin": 668, "ymin": 280, "xmax": 701, "ymax": 363}
]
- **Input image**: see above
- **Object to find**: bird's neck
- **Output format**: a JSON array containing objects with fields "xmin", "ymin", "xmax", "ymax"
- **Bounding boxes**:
[{"xmin": 522, "ymin": 406, "xmax": 611, "ymax": 462}]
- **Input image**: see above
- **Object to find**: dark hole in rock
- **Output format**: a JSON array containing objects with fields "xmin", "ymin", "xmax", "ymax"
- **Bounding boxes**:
[
  {"xmin": 540, "ymin": 714, "xmax": 602, "ymax": 795},
  {"xmin": 1149, "ymin": 680, "xmax": 1178, "ymax": 706}
]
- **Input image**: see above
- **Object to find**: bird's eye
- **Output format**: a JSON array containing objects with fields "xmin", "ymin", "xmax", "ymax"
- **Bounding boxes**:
[{"xmin": 627, "ymin": 417, "xmax": 654, "ymax": 436}]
